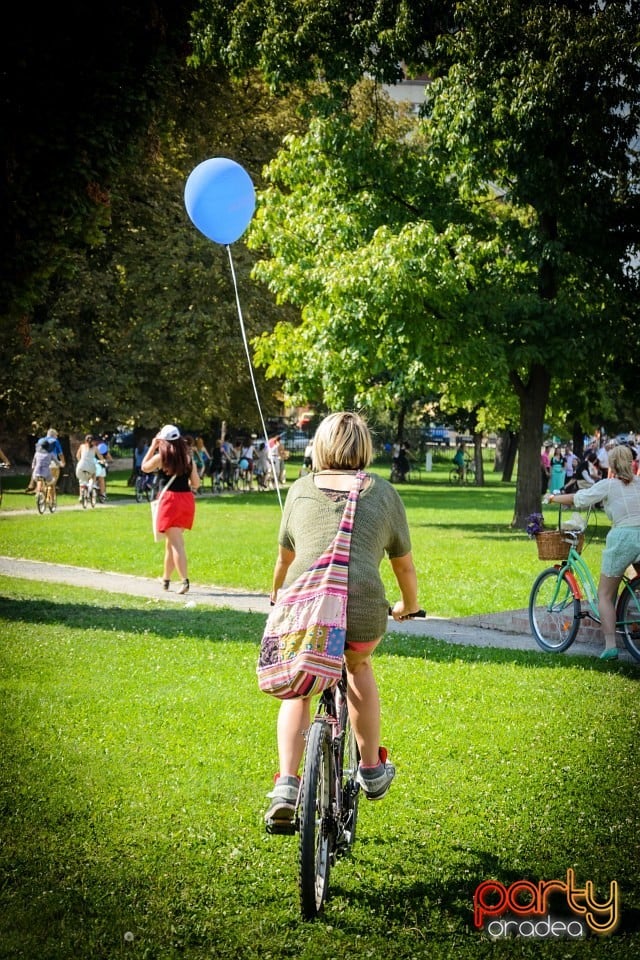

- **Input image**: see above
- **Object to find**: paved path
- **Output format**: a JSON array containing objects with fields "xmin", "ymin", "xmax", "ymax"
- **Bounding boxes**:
[{"xmin": 2, "ymin": 555, "xmax": 633, "ymax": 662}]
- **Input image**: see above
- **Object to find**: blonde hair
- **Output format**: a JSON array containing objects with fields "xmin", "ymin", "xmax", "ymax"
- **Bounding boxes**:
[
  {"xmin": 312, "ymin": 412, "xmax": 373, "ymax": 471},
  {"xmin": 608, "ymin": 444, "xmax": 634, "ymax": 484}
]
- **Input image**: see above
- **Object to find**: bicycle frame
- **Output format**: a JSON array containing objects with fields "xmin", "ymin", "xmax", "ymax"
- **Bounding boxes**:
[
  {"xmin": 545, "ymin": 539, "xmax": 637, "ymax": 629},
  {"xmin": 529, "ymin": 518, "xmax": 640, "ymax": 659}
]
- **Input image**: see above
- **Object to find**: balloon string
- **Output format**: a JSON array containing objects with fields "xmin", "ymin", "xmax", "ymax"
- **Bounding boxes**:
[{"xmin": 226, "ymin": 245, "xmax": 284, "ymax": 512}]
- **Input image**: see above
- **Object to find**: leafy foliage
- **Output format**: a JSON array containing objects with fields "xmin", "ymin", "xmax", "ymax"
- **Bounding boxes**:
[{"xmin": 193, "ymin": 0, "xmax": 640, "ymax": 526}]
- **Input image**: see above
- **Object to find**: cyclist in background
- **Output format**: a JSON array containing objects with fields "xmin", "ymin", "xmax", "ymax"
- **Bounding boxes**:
[
  {"xmin": 30, "ymin": 439, "xmax": 58, "ymax": 497},
  {"xmin": 75, "ymin": 435, "xmax": 98, "ymax": 502},
  {"xmin": 453, "ymin": 441, "xmax": 467, "ymax": 482},
  {"xmin": 546, "ymin": 443, "xmax": 640, "ymax": 661}
]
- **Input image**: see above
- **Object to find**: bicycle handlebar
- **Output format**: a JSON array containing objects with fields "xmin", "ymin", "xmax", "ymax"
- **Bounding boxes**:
[{"xmin": 388, "ymin": 607, "xmax": 427, "ymax": 619}]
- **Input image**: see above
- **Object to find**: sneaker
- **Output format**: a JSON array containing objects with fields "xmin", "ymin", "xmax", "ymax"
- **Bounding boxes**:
[
  {"xmin": 264, "ymin": 774, "xmax": 299, "ymax": 823},
  {"xmin": 177, "ymin": 579, "xmax": 189, "ymax": 596},
  {"xmin": 356, "ymin": 747, "xmax": 396, "ymax": 800}
]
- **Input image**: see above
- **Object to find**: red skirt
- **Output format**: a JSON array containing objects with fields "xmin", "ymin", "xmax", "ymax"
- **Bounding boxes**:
[{"xmin": 156, "ymin": 491, "xmax": 195, "ymax": 532}]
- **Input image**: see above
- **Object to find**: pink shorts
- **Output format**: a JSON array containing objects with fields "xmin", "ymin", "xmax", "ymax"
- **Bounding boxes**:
[
  {"xmin": 156, "ymin": 491, "xmax": 195, "ymax": 533},
  {"xmin": 344, "ymin": 638, "xmax": 380, "ymax": 654}
]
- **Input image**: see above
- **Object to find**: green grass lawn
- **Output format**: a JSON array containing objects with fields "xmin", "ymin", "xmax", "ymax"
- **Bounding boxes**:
[
  {"xmin": 0, "ymin": 460, "xmax": 610, "ymax": 618},
  {"xmin": 1, "ymin": 462, "xmax": 637, "ymax": 959}
]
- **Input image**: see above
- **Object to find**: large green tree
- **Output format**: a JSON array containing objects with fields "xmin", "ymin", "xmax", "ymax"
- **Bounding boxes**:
[
  {"xmin": 191, "ymin": 0, "xmax": 640, "ymax": 525},
  {"xmin": 1, "ymin": 2, "xmax": 306, "ymax": 443}
]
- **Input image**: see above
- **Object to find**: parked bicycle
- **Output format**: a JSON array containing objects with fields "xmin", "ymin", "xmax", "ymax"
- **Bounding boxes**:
[
  {"xmin": 266, "ymin": 608, "xmax": 425, "ymax": 920},
  {"xmin": 449, "ymin": 457, "xmax": 475, "ymax": 485},
  {"xmin": 35, "ymin": 477, "xmax": 57, "ymax": 514},
  {"xmin": 528, "ymin": 508, "xmax": 640, "ymax": 662}
]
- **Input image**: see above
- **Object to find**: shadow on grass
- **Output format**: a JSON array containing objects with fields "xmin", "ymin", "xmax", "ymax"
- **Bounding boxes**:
[
  {"xmin": 0, "ymin": 593, "xmax": 263, "ymax": 643},
  {"xmin": 328, "ymin": 844, "xmax": 640, "ymax": 939},
  {"xmin": 1, "ymin": 593, "xmax": 638, "ymax": 678}
]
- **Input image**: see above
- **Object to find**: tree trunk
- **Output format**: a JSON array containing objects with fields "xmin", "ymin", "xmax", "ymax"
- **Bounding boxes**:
[
  {"xmin": 510, "ymin": 364, "xmax": 551, "ymax": 528},
  {"xmin": 472, "ymin": 432, "xmax": 484, "ymax": 485},
  {"xmin": 499, "ymin": 431, "xmax": 519, "ymax": 482},
  {"xmin": 395, "ymin": 404, "xmax": 406, "ymax": 443}
]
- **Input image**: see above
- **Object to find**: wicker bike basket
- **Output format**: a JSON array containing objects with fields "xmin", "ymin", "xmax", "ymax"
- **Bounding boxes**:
[{"xmin": 535, "ymin": 529, "xmax": 584, "ymax": 561}]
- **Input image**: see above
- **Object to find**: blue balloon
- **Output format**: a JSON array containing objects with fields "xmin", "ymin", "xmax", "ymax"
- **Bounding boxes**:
[{"xmin": 184, "ymin": 158, "xmax": 256, "ymax": 245}]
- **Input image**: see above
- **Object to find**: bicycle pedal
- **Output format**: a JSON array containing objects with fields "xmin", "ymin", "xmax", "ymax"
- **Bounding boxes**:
[{"xmin": 265, "ymin": 818, "xmax": 298, "ymax": 836}]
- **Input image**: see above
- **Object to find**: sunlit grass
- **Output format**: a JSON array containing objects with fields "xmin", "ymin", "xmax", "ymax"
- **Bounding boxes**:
[
  {"xmin": 1, "ymin": 576, "xmax": 638, "ymax": 959},
  {"xmin": 0, "ymin": 464, "xmax": 609, "ymax": 618}
]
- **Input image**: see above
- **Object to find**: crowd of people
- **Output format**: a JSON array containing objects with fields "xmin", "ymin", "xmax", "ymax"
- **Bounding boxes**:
[{"xmin": 541, "ymin": 432, "xmax": 640, "ymax": 497}]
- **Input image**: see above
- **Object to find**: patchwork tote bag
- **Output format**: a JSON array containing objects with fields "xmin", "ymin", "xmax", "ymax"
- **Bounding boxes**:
[{"xmin": 257, "ymin": 471, "xmax": 366, "ymax": 700}]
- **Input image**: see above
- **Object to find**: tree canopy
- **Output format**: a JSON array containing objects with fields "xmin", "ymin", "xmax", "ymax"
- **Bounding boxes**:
[
  {"xmin": 191, "ymin": 0, "xmax": 640, "ymax": 524},
  {"xmin": 1, "ymin": 2, "xmax": 306, "ymax": 444}
]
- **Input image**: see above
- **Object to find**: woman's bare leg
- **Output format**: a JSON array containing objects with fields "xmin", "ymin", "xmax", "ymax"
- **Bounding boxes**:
[
  {"xmin": 343, "ymin": 647, "xmax": 381, "ymax": 766},
  {"xmin": 276, "ymin": 698, "xmax": 311, "ymax": 776},
  {"xmin": 165, "ymin": 528, "xmax": 188, "ymax": 581},
  {"xmin": 598, "ymin": 573, "xmax": 622, "ymax": 651}
]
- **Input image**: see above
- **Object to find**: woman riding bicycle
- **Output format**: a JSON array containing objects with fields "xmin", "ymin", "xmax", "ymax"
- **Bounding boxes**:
[
  {"xmin": 264, "ymin": 411, "xmax": 420, "ymax": 823},
  {"xmin": 546, "ymin": 443, "xmax": 640, "ymax": 660}
]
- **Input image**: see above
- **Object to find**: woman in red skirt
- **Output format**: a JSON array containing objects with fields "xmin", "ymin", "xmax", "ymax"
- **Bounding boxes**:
[{"xmin": 141, "ymin": 424, "xmax": 200, "ymax": 594}]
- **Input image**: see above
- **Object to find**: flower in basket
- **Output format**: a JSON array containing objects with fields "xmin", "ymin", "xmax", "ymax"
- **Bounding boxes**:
[{"xmin": 526, "ymin": 512, "xmax": 545, "ymax": 539}]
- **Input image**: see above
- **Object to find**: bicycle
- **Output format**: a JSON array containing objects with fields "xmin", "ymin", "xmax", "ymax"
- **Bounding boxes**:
[
  {"xmin": 79, "ymin": 476, "xmax": 98, "ymax": 509},
  {"xmin": 134, "ymin": 471, "xmax": 156, "ymax": 503},
  {"xmin": 35, "ymin": 477, "xmax": 57, "ymax": 514},
  {"xmin": 528, "ymin": 508, "xmax": 640, "ymax": 662},
  {"xmin": 266, "ymin": 608, "xmax": 425, "ymax": 920},
  {"xmin": 449, "ymin": 457, "xmax": 475, "ymax": 485}
]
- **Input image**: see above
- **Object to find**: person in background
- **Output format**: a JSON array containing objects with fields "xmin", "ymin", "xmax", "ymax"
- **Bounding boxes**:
[
  {"xmin": 240, "ymin": 437, "xmax": 256, "ymax": 489},
  {"xmin": 75, "ymin": 435, "xmax": 99, "ymax": 502},
  {"xmin": 30, "ymin": 439, "xmax": 59, "ymax": 496},
  {"xmin": 264, "ymin": 411, "xmax": 420, "ymax": 824},
  {"xmin": 43, "ymin": 429, "xmax": 65, "ymax": 491},
  {"xmin": 133, "ymin": 437, "xmax": 150, "ymax": 478},
  {"xmin": 141, "ymin": 424, "xmax": 200, "ymax": 595},
  {"xmin": 596, "ymin": 434, "xmax": 609, "ymax": 476},
  {"xmin": 452, "ymin": 441, "xmax": 467, "ymax": 483},
  {"xmin": 25, "ymin": 427, "xmax": 64, "ymax": 493},
  {"xmin": 563, "ymin": 444, "xmax": 578, "ymax": 487},
  {"xmin": 268, "ymin": 433, "xmax": 289, "ymax": 485},
  {"xmin": 540, "ymin": 444, "xmax": 551, "ymax": 495},
  {"xmin": 195, "ymin": 436, "xmax": 211, "ymax": 483},
  {"xmin": 546, "ymin": 443, "xmax": 640, "ymax": 660},
  {"xmin": 186, "ymin": 436, "xmax": 205, "ymax": 494},
  {"xmin": 549, "ymin": 446, "xmax": 566, "ymax": 494},
  {"xmin": 95, "ymin": 436, "xmax": 113, "ymax": 503},
  {"xmin": 303, "ymin": 440, "xmax": 314, "ymax": 472}
]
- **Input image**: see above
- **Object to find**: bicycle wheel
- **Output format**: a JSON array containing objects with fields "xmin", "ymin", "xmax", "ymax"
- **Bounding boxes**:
[
  {"xmin": 449, "ymin": 467, "xmax": 461, "ymax": 485},
  {"xmin": 336, "ymin": 696, "xmax": 360, "ymax": 854},
  {"xmin": 36, "ymin": 491, "xmax": 46, "ymax": 514},
  {"xmin": 529, "ymin": 567, "xmax": 580, "ymax": 652},
  {"xmin": 299, "ymin": 720, "xmax": 333, "ymax": 920},
  {"xmin": 135, "ymin": 478, "xmax": 144, "ymax": 503},
  {"xmin": 89, "ymin": 486, "xmax": 97, "ymax": 508},
  {"xmin": 80, "ymin": 486, "xmax": 88, "ymax": 509},
  {"xmin": 617, "ymin": 577, "xmax": 640, "ymax": 663},
  {"xmin": 48, "ymin": 488, "xmax": 57, "ymax": 513}
]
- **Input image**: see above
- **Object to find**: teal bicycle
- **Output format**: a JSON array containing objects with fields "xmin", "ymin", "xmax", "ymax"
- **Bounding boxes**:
[{"xmin": 528, "ymin": 509, "xmax": 640, "ymax": 661}]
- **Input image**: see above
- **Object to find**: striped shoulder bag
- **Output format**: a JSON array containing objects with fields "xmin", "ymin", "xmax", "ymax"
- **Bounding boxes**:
[{"xmin": 257, "ymin": 471, "xmax": 366, "ymax": 700}]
